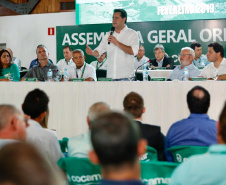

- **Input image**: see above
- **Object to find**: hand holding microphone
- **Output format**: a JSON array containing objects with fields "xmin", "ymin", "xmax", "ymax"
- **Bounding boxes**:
[{"xmin": 108, "ymin": 27, "xmax": 115, "ymax": 45}]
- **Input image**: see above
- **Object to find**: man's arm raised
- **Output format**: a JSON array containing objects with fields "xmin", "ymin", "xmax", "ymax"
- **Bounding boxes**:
[{"xmin": 86, "ymin": 45, "xmax": 100, "ymax": 58}]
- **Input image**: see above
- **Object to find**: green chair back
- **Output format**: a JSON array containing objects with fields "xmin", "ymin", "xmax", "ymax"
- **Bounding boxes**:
[
  {"xmin": 58, "ymin": 157, "xmax": 101, "ymax": 185},
  {"xmin": 139, "ymin": 146, "xmax": 158, "ymax": 161},
  {"xmin": 167, "ymin": 145, "xmax": 209, "ymax": 163},
  {"xmin": 59, "ymin": 137, "xmax": 69, "ymax": 153},
  {"xmin": 141, "ymin": 161, "xmax": 178, "ymax": 185}
]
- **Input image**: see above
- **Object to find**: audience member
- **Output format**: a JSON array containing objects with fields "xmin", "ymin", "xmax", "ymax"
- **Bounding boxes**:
[
  {"xmin": 0, "ymin": 142, "xmax": 61, "ymax": 185},
  {"xmin": 0, "ymin": 49, "xmax": 20, "ymax": 81},
  {"xmin": 5, "ymin": 48, "xmax": 22, "ymax": 70},
  {"xmin": 90, "ymin": 52, "xmax": 108, "ymax": 70},
  {"xmin": 134, "ymin": 45, "xmax": 150, "ymax": 70},
  {"xmin": 68, "ymin": 49, "xmax": 97, "ymax": 81},
  {"xmin": 190, "ymin": 41, "xmax": 210, "ymax": 67},
  {"xmin": 170, "ymin": 101, "xmax": 226, "ymax": 185},
  {"xmin": 0, "ymin": 105, "xmax": 27, "ymax": 148},
  {"xmin": 22, "ymin": 45, "xmax": 59, "ymax": 81},
  {"xmin": 169, "ymin": 47, "xmax": 200, "ymax": 80},
  {"xmin": 68, "ymin": 102, "xmax": 111, "ymax": 157},
  {"xmin": 123, "ymin": 92, "xmax": 166, "ymax": 161},
  {"xmin": 22, "ymin": 88, "xmax": 64, "ymax": 169},
  {"xmin": 29, "ymin": 44, "xmax": 53, "ymax": 69},
  {"xmin": 89, "ymin": 112, "xmax": 147, "ymax": 185},
  {"xmin": 165, "ymin": 86, "xmax": 217, "ymax": 161},
  {"xmin": 200, "ymin": 42, "xmax": 226, "ymax": 80},
  {"xmin": 57, "ymin": 45, "xmax": 74, "ymax": 72},
  {"xmin": 150, "ymin": 44, "xmax": 174, "ymax": 69}
]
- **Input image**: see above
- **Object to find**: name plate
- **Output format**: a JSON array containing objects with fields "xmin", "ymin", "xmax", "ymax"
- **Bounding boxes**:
[
  {"xmin": 98, "ymin": 78, "xmax": 112, "ymax": 81},
  {"xmin": 71, "ymin": 78, "xmax": 84, "ymax": 82},
  {"xmin": 191, "ymin": 77, "xmax": 207, "ymax": 81},
  {"xmin": 151, "ymin": 77, "xmax": 166, "ymax": 81},
  {"xmin": 154, "ymin": 67, "xmax": 166, "ymax": 70},
  {"xmin": 25, "ymin": 78, "xmax": 37, "ymax": 82}
]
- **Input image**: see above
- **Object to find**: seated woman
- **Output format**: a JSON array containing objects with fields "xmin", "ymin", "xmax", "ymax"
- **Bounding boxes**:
[{"xmin": 0, "ymin": 49, "xmax": 20, "ymax": 81}]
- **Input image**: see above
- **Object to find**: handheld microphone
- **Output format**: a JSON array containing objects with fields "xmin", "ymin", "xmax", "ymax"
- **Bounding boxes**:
[
  {"xmin": 108, "ymin": 27, "xmax": 115, "ymax": 45},
  {"xmin": 135, "ymin": 60, "xmax": 151, "ymax": 81}
]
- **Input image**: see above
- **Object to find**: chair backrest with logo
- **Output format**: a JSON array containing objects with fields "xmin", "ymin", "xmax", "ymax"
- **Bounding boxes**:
[
  {"xmin": 139, "ymin": 146, "xmax": 158, "ymax": 162},
  {"xmin": 58, "ymin": 157, "xmax": 101, "ymax": 185},
  {"xmin": 167, "ymin": 145, "xmax": 209, "ymax": 163},
  {"xmin": 140, "ymin": 161, "xmax": 178, "ymax": 185}
]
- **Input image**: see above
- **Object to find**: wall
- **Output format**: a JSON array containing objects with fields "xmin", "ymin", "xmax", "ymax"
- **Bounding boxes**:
[{"xmin": 0, "ymin": 12, "xmax": 75, "ymax": 68}]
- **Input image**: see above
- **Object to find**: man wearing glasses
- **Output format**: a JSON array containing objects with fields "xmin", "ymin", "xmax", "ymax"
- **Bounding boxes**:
[{"xmin": 168, "ymin": 47, "xmax": 200, "ymax": 81}]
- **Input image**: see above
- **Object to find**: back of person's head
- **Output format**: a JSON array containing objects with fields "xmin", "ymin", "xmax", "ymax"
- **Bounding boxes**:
[
  {"xmin": 190, "ymin": 41, "xmax": 202, "ymax": 50},
  {"xmin": 22, "ymin": 89, "xmax": 49, "ymax": 119},
  {"xmin": 219, "ymin": 102, "xmax": 226, "ymax": 143},
  {"xmin": 88, "ymin": 102, "xmax": 111, "ymax": 125},
  {"xmin": 208, "ymin": 42, "xmax": 224, "ymax": 58},
  {"xmin": 0, "ymin": 142, "xmax": 59, "ymax": 185},
  {"xmin": 90, "ymin": 112, "xmax": 141, "ymax": 169},
  {"xmin": 123, "ymin": 92, "xmax": 144, "ymax": 119},
  {"xmin": 187, "ymin": 86, "xmax": 210, "ymax": 114}
]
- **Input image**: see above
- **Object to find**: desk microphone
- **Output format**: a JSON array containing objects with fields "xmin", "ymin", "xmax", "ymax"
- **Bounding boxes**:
[{"xmin": 108, "ymin": 27, "xmax": 115, "ymax": 45}]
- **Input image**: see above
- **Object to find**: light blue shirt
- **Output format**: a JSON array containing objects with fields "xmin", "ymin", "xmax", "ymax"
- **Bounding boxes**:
[
  {"xmin": 157, "ymin": 58, "xmax": 164, "ymax": 67},
  {"xmin": 170, "ymin": 145, "xmax": 226, "ymax": 185},
  {"xmin": 193, "ymin": 54, "xmax": 210, "ymax": 67},
  {"xmin": 169, "ymin": 63, "xmax": 200, "ymax": 80},
  {"xmin": 68, "ymin": 131, "xmax": 92, "ymax": 158}
]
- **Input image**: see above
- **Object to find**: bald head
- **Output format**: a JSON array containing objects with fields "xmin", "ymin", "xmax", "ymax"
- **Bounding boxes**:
[
  {"xmin": 187, "ymin": 86, "xmax": 210, "ymax": 114},
  {"xmin": 0, "ymin": 105, "xmax": 26, "ymax": 141},
  {"xmin": 88, "ymin": 102, "xmax": 111, "ymax": 126}
]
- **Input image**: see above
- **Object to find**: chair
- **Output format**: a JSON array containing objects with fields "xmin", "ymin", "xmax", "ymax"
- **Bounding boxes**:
[
  {"xmin": 58, "ymin": 157, "xmax": 101, "ymax": 185},
  {"xmin": 139, "ymin": 146, "xmax": 158, "ymax": 162},
  {"xmin": 59, "ymin": 137, "xmax": 69, "ymax": 153},
  {"xmin": 167, "ymin": 145, "xmax": 209, "ymax": 163},
  {"xmin": 141, "ymin": 161, "xmax": 178, "ymax": 185}
]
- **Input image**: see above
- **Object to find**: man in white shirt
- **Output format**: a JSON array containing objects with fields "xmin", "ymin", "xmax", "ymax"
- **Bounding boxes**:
[
  {"xmin": 0, "ymin": 104, "xmax": 27, "ymax": 149},
  {"xmin": 86, "ymin": 9, "xmax": 139, "ymax": 80},
  {"xmin": 68, "ymin": 49, "xmax": 97, "ymax": 81},
  {"xmin": 90, "ymin": 52, "xmax": 107, "ymax": 70},
  {"xmin": 134, "ymin": 45, "xmax": 150, "ymax": 70},
  {"xmin": 57, "ymin": 45, "xmax": 75, "ymax": 72},
  {"xmin": 22, "ymin": 88, "xmax": 64, "ymax": 170},
  {"xmin": 200, "ymin": 42, "xmax": 226, "ymax": 80}
]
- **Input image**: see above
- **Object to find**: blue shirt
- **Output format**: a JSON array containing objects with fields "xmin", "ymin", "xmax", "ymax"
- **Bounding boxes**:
[
  {"xmin": 165, "ymin": 113, "xmax": 217, "ymax": 161},
  {"xmin": 169, "ymin": 63, "xmax": 200, "ymax": 80},
  {"xmin": 193, "ymin": 54, "xmax": 211, "ymax": 68},
  {"xmin": 100, "ymin": 180, "xmax": 145, "ymax": 185},
  {"xmin": 170, "ymin": 145, "xmax": 226, "ymax": 185},
  {"xmin": 29, "ymin": 58, "xmax": 53, "ymax": 69}
]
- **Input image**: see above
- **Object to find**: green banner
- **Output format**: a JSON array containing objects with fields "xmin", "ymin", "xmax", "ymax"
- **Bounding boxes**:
[{"xmin": 56, "ymin": 19, "xmax": 226, "ymax": 64}]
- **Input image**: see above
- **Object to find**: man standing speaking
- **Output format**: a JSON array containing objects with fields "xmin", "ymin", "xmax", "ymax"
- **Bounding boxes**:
[{"xmin": 86, "ymin": 9, "xmax": 139, "ymax": 81}]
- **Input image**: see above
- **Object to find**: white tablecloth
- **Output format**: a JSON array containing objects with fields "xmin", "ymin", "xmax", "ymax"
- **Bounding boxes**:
[
  {"xmin": 137, "ymin": 70, "xmax": 173, "ymax": 78},
  {"xmin": 0, "ymin": 81, "xmax": 225, "ymax": 139}
]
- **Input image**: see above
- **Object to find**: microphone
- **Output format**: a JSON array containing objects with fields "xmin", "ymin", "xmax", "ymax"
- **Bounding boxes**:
[
  {"xmin": 135, "ymin": 60, "xmax": 151, "ymax": 81},
  {"xmin": 108, "ymin": 27, "xmax": 115, "ymax": 45}
]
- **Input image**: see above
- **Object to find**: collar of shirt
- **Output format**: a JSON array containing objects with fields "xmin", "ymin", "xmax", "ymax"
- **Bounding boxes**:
[
  {"xmin": 208, "ymin": 144, "xmax": 226, "ymax": 154},
  {"xmin": 28, "ymin": 119, "xmax": 42, "ymax": 129},
  {"xmin": 75, "ymin": 62, "xmax": 86, "ymax": 70},
  {"xmin": 37, "ymin": 60, "xmax": 52, "ymax": 68},
  {"xmin": 189, "ymin": 113, "xmax": 209, "ymax": 119},
  {"xmin": 179, "ymin": 63, "xmax": 195, "ymax": 70},
  {"xmin": 64, "ymin": 58, "xmax": 73, "ymax": 64},
  {"xmin": 157, "ymin": 57, "xmax": 164, "ymax": 64},
  {"xmin": 115, "ymin": 25, "xmax": 128, "ymax": 35}
]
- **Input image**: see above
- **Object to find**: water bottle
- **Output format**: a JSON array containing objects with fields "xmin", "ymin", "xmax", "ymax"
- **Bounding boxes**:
[
  {"xmin": 64, "ymin": 68, "xmax": 69, "ymax": 82},
  {"xmin": 143, "ymin": 62, "xmax": 148, "ymax": 81},
  {"xmin": 182, "ymin": 67, "xmax": 189, "ymax": 81},
  {"xmin": 47, "ymin": 69, "xmax": 52, "ymax": 82}
]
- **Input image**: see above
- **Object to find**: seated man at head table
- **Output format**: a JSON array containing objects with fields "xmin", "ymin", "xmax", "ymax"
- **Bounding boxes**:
[
  {"xmin": 89, "ymin": 111, "xmax": 147, "ymax": 185},
  {"xmin": 21, "ymin": 44, "xmax": 59, "ymax": 81},
  {"xmin": 150, "ymin": 44, "xmax": 174, "ymax": 69},
  {"xmin": 66, "ymin": 49, "xmax": 97, "ymax": 81},
  {"xmin": 170, "ymin": 101, "xmax": 226, "ymax": 185},
  {"xmin": 0, "ymin": 104, "xmax": 28, "ymax": 148},
  {"xmin": 134, "ymin": 44, "xmax": 150, "ymax": 70},
  {"xmin": 199, "ymin": 42, "xmax": 226, "ymax": 80},
  {"xmin": 57, "ymin": 45, "xmax": 75, "ymax": 72},
  {"xmin": 165, "ymin": 86, "xmax": 217, "ymax": 162},
  {"xmin": 90, "ymin": 52, "xmax": 108, "ymax": 70},
  {"xmin": 168, "ymin": 47, "xmax": 200, "ymax": 81},
  {"xmin": 68, "ymin": 102, "xmax": 111, "ymax": 158},
  {"xmin": 190, "ymin": 41, "xmax": 210, "ymax": 68}
]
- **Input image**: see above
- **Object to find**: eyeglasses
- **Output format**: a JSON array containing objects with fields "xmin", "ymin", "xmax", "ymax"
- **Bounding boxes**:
[{"xmin": 179, "ymin": 54, "xmax": 191, "ymax": 57}]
